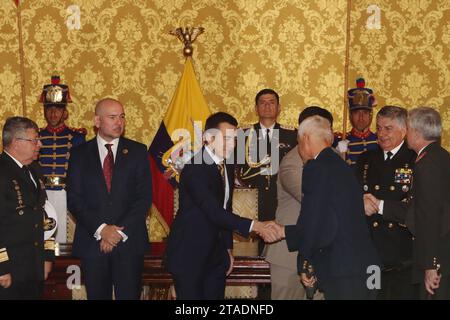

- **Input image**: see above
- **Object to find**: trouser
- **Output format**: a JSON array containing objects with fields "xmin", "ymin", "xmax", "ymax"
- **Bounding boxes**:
[
  {"xmin": 173, "ymin": 262, "xmax": 228, "ymax": 300},
  {"xmin": 377, "ymin": 267, "xmax": 419, "ymax": 300},
  {"xmin": 320, "ymin": 274, "xmax": 377, "ymax": 300},
  {"xmin": 270, "ymin": 264, "xmax": 324, "ymax": 300},
  {"xmin": 81, "ymin": 252, "xmax": 144, "ymax": 300},
  {"xmin": 0, "ymin": 280, "xmax": 43, "ymax": 300}
]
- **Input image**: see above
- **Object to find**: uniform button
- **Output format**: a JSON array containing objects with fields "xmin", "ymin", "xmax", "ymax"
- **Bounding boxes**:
[
  {"xmin": 373, "ymin": 222, "xmax": 379, "ymax": 227},
  {"xmin": 390, "ymin": 186, "xmax": 395, "ymax": 191},
  {"xmin": 265, "ymin": 187, "xmax": 269, "ymax": 190},
  {"xmin": 375, "ymin": 185, "xmax": 380, "ymax": 190},
  {"xmin": 35, "ymin": 224, "xmax": 38, "ymax": 228},
  {"xmin": 388, "ymin": 223, "xmax": 394, "ymax": 229},
  {"xmin": 34, "ymin": 242, "xmax": 38, "ymax": 246}
]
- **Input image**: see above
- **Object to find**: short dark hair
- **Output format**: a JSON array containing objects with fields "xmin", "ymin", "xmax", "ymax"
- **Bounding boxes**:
[
  {"xmin": 204, "ymin": 112, "xmax": 238, "ymax": 131},
  {"xmin": 376, "ymin": 105, "xmax": 407, "ymax": 128},
  {"xmin": 2, "ymin": 116, "xmax": 39, "ymax": 148},
  {"xmin": 298, "ymin": 106, "xmax": 334, "ymax": 126},
  {"xmin": 255, "ymin": 88, "xmax": 279, "ymax": 105}
]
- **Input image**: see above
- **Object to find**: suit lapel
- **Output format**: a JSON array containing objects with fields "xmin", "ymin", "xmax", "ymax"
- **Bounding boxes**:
[
  {"xmin": 88, "ymin": 138, "xmax": 109, "ymax": 197},
  {"xmin": 111, "ymin": 137, "xmax": 127, "ymax": 194}
]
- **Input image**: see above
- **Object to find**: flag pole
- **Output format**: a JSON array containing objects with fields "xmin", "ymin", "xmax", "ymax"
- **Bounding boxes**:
[{"xmin": 343, "ymin": 0, "xmax": 352, "ymax": 135}]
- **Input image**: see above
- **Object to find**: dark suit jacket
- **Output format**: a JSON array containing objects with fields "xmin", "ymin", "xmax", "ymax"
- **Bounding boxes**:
[
  {"xmin": 67, "ymin": 137, "xmax": 152, "ymax": 258},
  {"xmin": 0, "ymin": 153, "xmax": 54, "ymax": 282},
  {"xmin": 407, "ymin": 142, "xmax": 450, "ymax": 275},
  {"xmin": 285, "ymin": 147, "xmax": 380, "ymax": 281},
  {"xmin": 165, "ymin": 148, "xmax": 252, "ymax": 276},
  {"xmin": 355, "ymin": 142, "xmax": 416, "ymax": 268}
]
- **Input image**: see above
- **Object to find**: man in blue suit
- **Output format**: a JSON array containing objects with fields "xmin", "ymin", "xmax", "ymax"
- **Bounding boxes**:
[
  {"xmin": 67, "ymin": 98, "xmax": 152, "ymax": 300},
  {"xmin": 269, "ymin": 115, "xmax": 380, "ymax": 299},
  {"xmin": 165, "ymin": 112, "xmax": 277, "ymax": 300}
]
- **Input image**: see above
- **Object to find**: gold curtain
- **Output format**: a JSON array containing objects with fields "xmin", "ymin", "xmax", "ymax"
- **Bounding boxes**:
[{"xmin": 0, "ymin": 0, "xmax": 449, "ymax": 149}]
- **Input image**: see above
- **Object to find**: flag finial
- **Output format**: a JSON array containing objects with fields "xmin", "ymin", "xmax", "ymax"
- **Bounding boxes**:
[{"xmin": 169, "ymin": 27, "xmax": 205, "ymax": 57}]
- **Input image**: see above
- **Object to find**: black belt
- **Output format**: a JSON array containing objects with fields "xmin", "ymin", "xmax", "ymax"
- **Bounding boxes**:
[{"xmin": 44, "ymin": 176, "xmax": 66, "ymax": 187}]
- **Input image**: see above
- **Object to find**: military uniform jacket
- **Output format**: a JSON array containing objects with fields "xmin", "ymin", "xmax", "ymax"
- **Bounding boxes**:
[
  {"xmin": 355, "ymin": 142, "xmax": 416, "ymax": 269},
  {"xmin": 238, "ymin": 122, "xmax": 297, "ymax": 221},
  {"xmin": 38, "ymin": 125, "xmax": 86, "ymax": 190},
  {"xmin": 0, "ymin": 153, "xmax": 54, "ymax": 282},
  {"xmin": 406, "ymin": 142, "xmax": 450, "ymax": 276},
  {"xmin": 335, "ymin": 128, "xmax": 378, "ymax": 166}
]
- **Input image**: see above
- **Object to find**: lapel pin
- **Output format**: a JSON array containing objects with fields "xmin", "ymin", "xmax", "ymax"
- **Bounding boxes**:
[{"xmin": 122, "ymin": 148, "xmax": 128, "ymax": 155}]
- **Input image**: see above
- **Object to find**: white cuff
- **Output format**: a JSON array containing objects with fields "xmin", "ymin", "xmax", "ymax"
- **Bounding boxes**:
[
  {"xmin": 94, "ymin": 223, "xmax": 107, "ymax": 240},
  {"xmin": 117, "ymin": 230, "xmax": 128, "ymax": 242},
  {"xmin": 249, "ymin": 220, "xmax": 255, "ymax": 232},
  {"xmin": 378, "ymin": 200, "xmax": 384, "ymax": 215}
]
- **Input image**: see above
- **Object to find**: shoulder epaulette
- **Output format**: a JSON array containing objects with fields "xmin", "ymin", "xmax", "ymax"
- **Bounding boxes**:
[
  {"xmin": 70, "ymin": 127, "xmax": 87, "ymax": 135},
  {"xmin": 280, "ymin": 124, "xmax": 296, "ymax": 131}
]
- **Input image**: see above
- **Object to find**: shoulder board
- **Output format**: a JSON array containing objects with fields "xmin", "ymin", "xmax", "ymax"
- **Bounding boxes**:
[
  {"xmin": 70, "ymin": 127, "xmax": 87, "ymax": 135},
  {"xmin": 280, "ymin": 124, "xmax": 296, "ymax": 131}
]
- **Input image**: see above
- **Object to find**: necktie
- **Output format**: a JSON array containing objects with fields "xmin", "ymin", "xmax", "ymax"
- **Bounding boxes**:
[
  {"xmin": 22, "ymin": 165, "xmax": 36, "ymax": 190},
  {"xmin": 385, "ymin": 151, "xmax": 393, "ymax": 162},
  {"xmin": 217, "ymin": 162, "xmax": 225, "ymax": 188},
  {"xmin": 266, "ymin": 128, "xmax": 271, "ymax": 156},
  {"xmin": 103, "ymin": 144, "xmax": 114, "ymax": 193}
]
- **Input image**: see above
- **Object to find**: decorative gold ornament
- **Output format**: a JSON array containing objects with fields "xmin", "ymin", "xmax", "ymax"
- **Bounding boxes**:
[{"xmin": 169, "ymin": 27, "xmax": 205, "ymax": 57}]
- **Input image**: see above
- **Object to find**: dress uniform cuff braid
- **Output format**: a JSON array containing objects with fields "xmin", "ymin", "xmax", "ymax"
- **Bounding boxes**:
[
  {"xmin": 0, "ymin": 248, "xmax": 11, "ymax": 275},
  {"xmin": 44, "ymin": 238, "xmax": 56, "ymax": 251},
  {"xmin": 0, "ymin": 248, "xmax": 9, "ymax": 263}
]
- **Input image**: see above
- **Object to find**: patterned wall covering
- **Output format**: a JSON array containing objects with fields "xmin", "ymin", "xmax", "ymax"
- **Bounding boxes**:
[
  {"xmin": 1, "ymin": 0, "xmax": 449, "ymax": 148},
  {"xmin": 1, "ymin": 0, "xmax": 449, "ymax": 243}
]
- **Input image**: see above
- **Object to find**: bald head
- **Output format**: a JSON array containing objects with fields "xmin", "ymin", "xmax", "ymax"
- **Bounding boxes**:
[
  {"xmin": 95, "ymin": 98, "xmax": 123, "ymax": 116},
  {"xmin": 94, "ymin": 98, "xmax": 125, "ymax": 142}
]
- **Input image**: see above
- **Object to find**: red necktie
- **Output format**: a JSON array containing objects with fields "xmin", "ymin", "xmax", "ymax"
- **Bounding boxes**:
[{"xmin": 103, "ymin": 144, "xmax": 114, "ymax": 193}]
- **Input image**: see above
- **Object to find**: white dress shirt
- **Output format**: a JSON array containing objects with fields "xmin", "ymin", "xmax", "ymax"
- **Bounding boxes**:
[
  {"xmin": 378, "ymin": 141, "xmax": 404, "ymax": 214},
  {"xmin": 260, "ymin": 122, "xmax": 275, "ymax": 140},
  {"xmin": 93, "ymin": 135, "xmax": 128, "ymax": 242},
  {"xmin": 205, "ymin": 146, "xmax": 254, "ymax": 232}
]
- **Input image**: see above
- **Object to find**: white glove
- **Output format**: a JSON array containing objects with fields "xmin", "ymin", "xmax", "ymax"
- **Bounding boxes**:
[{"xmin": 336, "ymin": 139, "xmax": 349, "ymax": 153}]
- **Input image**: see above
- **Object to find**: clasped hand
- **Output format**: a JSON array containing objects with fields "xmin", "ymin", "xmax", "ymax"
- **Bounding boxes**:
[{"xmin": 252, "ymin": 220, "xmax": 285, "ymax": 243}]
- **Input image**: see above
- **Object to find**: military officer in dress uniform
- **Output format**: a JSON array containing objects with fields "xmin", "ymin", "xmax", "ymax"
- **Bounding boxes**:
[
  {"xmin": 236, "ymin": 89, "xmax": 297, "ymax": 227},
  {"xmin": 38, "ymin": 75, "xmax": 86, "ymax": 243},
  {"xmin": 0, "ymin": 117, "xmax": 55, "ymax": 299},
  {"xmin": 336, "ymin": 78, "xmax": 379, "ymax": 165},
  {"xmin": 355, "ymin": 106, "xmax": 418, "ymax": 299}
]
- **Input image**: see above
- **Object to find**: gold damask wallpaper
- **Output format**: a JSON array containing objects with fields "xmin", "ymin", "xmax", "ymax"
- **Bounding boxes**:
[{"xmin": 0, "ymin": 0, "xmax": 448, "ymax": 148}]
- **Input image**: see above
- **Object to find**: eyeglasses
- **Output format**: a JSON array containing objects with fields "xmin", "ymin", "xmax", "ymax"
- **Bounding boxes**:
[{"xmin": 16, "ymin": 137, "xmax": 41, "ymax": 145}]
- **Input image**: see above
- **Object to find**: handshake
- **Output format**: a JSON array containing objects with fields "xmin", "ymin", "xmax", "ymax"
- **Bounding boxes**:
[{"xmin": 251, "ymin": 220, "xmax": 285, "ymax": 243}]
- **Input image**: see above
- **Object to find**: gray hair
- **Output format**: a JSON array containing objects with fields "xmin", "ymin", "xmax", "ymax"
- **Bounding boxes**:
[
  {"xmin": 298, "ymin": 115, "xmax": 334, "ymax": 145},
  {"xmin": 408, "ymin": 106, "xmax": 442, "ymax": 141},
  {"xmin": 2, "ymin": 116, "xmax": 39, "ymax": 148},
  {"xmin": 376, "ymin": 105, "xmax": 408, "ymax": 128}
]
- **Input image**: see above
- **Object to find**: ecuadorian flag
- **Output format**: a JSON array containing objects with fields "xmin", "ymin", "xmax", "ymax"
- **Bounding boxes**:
[{"xmin": 148, "ymin": 57, "xmax": 211, "ymax": 236}]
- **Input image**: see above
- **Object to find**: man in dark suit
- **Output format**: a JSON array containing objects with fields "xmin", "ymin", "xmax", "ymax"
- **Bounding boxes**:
[
  {"xmin": 67, "ymin": 98, "xmax": 152, "ymax": 300},
  {"xmin": 404, "ymin": 107, "xmax": 450, "ymax": 299},
  {"xmin": 355, "ymin": 106, "xmax": 418, "ymax": 299},
  {"xmin": 165, "ymin": 112, "xmax": 277, "ymax": 300},
  {"xmin": 268, "ymin": 115, "xmax": 380, "ymax": 299},
  {"xmin": 0, "ymin": 117, "xmax": 54, "ymax": 299}
]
